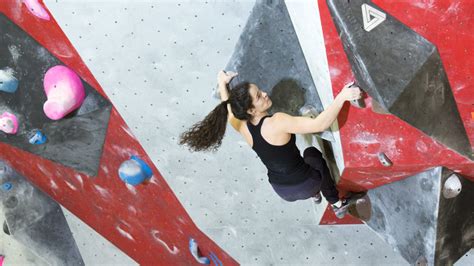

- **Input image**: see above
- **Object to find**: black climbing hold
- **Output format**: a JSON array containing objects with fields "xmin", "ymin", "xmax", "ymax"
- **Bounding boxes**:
[{"xmin": 3, "ymin": 220, "xmax": 9, "ymax": 235}]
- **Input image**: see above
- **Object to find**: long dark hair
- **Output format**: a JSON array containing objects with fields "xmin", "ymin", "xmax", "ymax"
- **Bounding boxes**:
[{"xmin": 179, "ymin": 82, "xmax": 253, "ymax": 152}]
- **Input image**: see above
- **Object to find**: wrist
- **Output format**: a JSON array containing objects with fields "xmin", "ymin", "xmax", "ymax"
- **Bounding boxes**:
[{"xmin": 334, "ymin": 94, "xmax": 346, "ymax": 105}]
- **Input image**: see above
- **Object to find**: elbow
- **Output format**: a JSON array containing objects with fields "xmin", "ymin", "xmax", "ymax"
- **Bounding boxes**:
[{"xmin": 313, "ymin": 120, "xmax": 333, "ymax": 133}]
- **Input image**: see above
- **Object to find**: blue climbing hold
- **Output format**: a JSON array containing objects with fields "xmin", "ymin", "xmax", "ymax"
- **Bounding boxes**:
[
  {"xmin": 29, "ymin": 130, "xmax": 47, "ymax": 145},
  {"xmin": 189, "ymin": 238, "xmax": 210, "ymax": 265},
  {"xmin": 130, "ymin": 155, "xmax": 152, "ymax": 179},
  {"xmin": 118, "ymin": 155, "xmax": 153, "ymax": 186},
  {"xmin": 0, "ymin": 68, "xmax": 19, "ymax": 93},
  {"xmin": 2, "ymin": 182, "xmax": 12, "ymax": 191}
]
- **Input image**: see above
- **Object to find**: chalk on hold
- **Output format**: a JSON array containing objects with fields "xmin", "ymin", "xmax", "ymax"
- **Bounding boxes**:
[
  {"xmin": 0, "ymin": 68, "xmax": 19, "ymax": 93},
  {"xmin": 118, "ymin": 155, "xmax": 153, "ymax": 186},
  {"xmin": 43, "ymin": 65, "xmax": 85, "ymax": 120},
  {"xmin": 377, "ymin": 152, "xmax": 392, "ymax": 167},
  {"xmin": 443, "ymin": 174, "xmax": 462, "ymax": 199},
  {"xmin": 0, "ymin": 112, "xmax": 19, "ymax": 134},
  {"xmin": 28, "ymin": 129, "xmax": 47, "ymax": 145},
  {"xmin": 23, "ymin": 0, "xmax": 51, "ymax": 20},
  {"xmin": 189, "ymin": 239, "xmax": 210, "ymax": 265}
]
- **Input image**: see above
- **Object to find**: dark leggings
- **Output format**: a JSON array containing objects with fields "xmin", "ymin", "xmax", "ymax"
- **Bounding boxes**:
[
  {"xmin": 270, "ymin": 147, "xmax": 339, "ymax": 204},
  {"xmin": 303, "ymin": 147, "xmax": 339, "ymax": 204}
]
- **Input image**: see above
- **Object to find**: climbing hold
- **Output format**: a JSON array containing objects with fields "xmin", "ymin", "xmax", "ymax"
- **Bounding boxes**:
[
  {"xmin": 442, "ymin": 174, "xmax": 462, "ymax": 199},
  {"xmin": 349, "ymin": 82, "xmax": 366, "ymax": 108},
  {"xmin": 348, "ymin": 195, "xmax": 372, "ymax": 221},
  {"xmin": 189, "ymin": 238, "xmax": 210, "ymax": 265},
  {"xmin": 2, "ymin": 220, "xmax": 9, "ymax": 235},
  {"xmin": 4, "ymin": 196, "xmax": 18, "ymax": 209},
  {"xmin": 28, "ymin": 129, "xmax": 47, "ymax": 145},
  {"xmin": 23, "ymin": 0, "xmax": 51, "ymax": 20},
  {"xmin": 0, "ymin": 112, "xmax": 19, "ymax": 134},
  {"xmin": 0, "ymin": 165, "xmax": 6, "ymax": 176},
  {"xmin": 0, "ymin": 254, "xmax": 4, "ymax": 265},
  {"xmin": 118, "ymin": 155, "xmax": 153, "ymax": 186},
  {"xmin": 415, "ymin": 255, "xmax": 428, "ymax": 266},
  {"xmin": 43, "ymin": 65, "xmax": 85, "ymax": 120},
  {"xmin": 298, "ymin": 105, "xmax": 335, "ymax": 142},
  {"xmin": 350, "ymin": 95, "xmax": 366, "ymax": 108},
  {"xmin": 209, "ymin": 252, "xmax": 222, "ymax": 266},
  {"xmin": 299, "ymin": 105, "xmax": 319, "ymax": 119},
  {"xmin": 377, "ymin": 152, "xmax": 392, "ymax": 167},
  {"xmin": 1, "ymin": 182, "xmax": 12, "ymax": 191},
  {"xmin": 0, "ymin": 68, "xmax": 19, "ymax": 93}
]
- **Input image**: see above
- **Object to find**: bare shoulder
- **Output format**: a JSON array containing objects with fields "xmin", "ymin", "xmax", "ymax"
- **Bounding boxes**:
[
  {"xmin": 272, "ymin": 112, "xmax": 292, "ymax": 120},
  {"xmin": 269, "ymin": 112, "xmax": 293, "ymax": 125},
  {"xmin": 265, "ymin": 112, "xmax": 291, "ymax": 132},
  {"xmin": 269, "ymin": 112, "xmax": 322, "ymax": 134}
]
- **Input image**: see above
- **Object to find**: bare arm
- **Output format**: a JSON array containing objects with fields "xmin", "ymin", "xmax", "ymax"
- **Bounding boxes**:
[
  {"xmin": 218, "ymin": 81, "xmax": 230, "ymax": 101},
  {"xmin": 217, "ymin": 71, "xmax": 243, "ymax": 132},
  {"xmin": 274, "ymin": 82, "xmax": 361, "ymax": 134}
]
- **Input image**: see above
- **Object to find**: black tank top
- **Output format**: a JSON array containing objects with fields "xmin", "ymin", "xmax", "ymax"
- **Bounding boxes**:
[{"xmin": 247, "ymin": 115, "xmax": 311, "ymax": 185}]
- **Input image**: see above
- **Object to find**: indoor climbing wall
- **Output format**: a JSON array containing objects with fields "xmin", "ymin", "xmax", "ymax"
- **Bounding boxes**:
[
  {"xmin": 317, "ymin": 0, "xmax": 474, "ymax": 264},
  {"xmin": 0, "ymin": 0, "xmax": 473, "ymax": 265},
  {"xmin": 318, "ymin": 0, "xmax": 474, "ymax": 192},
  {"xmin": 0, "ymin": 0, "xmax": 237, "ymax": 264},
  {"xmin": 33, "ymin": 0, "xmax": 410, "ymax": 264}
]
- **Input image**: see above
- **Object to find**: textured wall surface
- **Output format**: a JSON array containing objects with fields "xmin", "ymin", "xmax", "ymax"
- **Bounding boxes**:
[
  {"xmin": 0, "ymin": 0, "xmax": 473, "ymax": 265},
  {"xmin": 0, "ymin": 0, "xmax": 238, "ymax": 264}
]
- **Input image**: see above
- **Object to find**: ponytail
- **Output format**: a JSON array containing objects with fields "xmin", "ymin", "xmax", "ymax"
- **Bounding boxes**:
[{"xmin": 179, "ymin": 101, "xmax": 229, "ymax": 152}]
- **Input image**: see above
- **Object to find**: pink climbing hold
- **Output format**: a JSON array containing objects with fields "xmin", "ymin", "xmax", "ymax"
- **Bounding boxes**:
[
  {"xmin": 23, "ymin": 0, "xmax": 51, "ymax": 21},
  {"xmin": 0, "ymin": 112, "xmax": 19, "ymax": 135},
  {"xmin": 43, "ymin": 65, "xmax": 85, "ymax": 120},
  {"xmin": 0, "ymin": 255, "xmax": 4, "ymax": 266}
]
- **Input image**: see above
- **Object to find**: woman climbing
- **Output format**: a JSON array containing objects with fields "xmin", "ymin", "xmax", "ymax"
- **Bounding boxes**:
[{"xmin": 179, "ymin": 70, "xmax": 363, "ymax": 218}]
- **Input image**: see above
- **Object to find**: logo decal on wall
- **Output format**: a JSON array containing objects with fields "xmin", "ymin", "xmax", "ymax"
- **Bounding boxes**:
[{"xmin": 361, "ymin": 4, "xmax": 386, "ymax": 32}]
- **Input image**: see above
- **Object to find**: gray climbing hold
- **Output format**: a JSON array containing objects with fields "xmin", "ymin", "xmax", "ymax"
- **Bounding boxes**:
[
  {"xmin": 348, "ymin": 195, "xmax": 372, "ymax": 221},
  {"xmin": 442, "ymin": 174, "xmax": 462, "ymax": 199},
  {"xmin": 299, "ymin": 105, "xmax": 335, "ymax": 142}
]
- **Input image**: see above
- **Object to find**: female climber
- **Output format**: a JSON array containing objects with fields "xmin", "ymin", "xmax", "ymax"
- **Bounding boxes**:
[{"xmin": 179, "ymin": 70, "xmax": 363, "ymax": 218}]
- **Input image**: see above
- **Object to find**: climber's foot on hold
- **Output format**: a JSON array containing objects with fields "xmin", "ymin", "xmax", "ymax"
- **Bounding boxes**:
[
  {"xmin": 312, "ymin": 192, "xmax": 322, "ymax": 204},
  {"xmin": 332, "ymin": 192, "xmax": 367, "ymax": 219}
]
